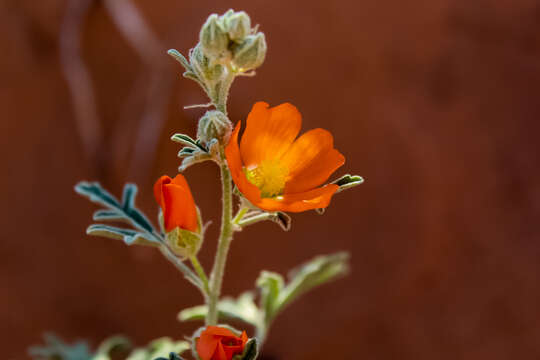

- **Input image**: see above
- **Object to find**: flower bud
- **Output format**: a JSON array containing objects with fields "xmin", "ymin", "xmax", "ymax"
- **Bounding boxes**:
[
  {"xmin": 199, "ymin": 14, "xmax": 230, "ymax": 60},
  {"xmin": 224, "ymin": 11, "xmax": 251, "ymax": 43},
  {"xmin": 190, "ymin": 44, "xmax": 224, "ymax": 82},
  {"xmin": 232, "ymin": 33, "xmax": 267, "ymax": 71},
  {"xmin": 197, "ymin": 110, "xmax": 232, "ymax": 145}
]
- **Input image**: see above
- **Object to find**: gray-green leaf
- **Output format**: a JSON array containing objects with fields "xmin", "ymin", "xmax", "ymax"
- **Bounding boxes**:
[
  {"xmin": 332, "ymin": 174, "xmax": 364, "ymax": 193},
  {"xmin": 178, "ymin": 292, "xmax": 261, "ymax": 327},
  {"xmin": 86, "ymin": 224, "xmax": 158, "ymax": 247}
]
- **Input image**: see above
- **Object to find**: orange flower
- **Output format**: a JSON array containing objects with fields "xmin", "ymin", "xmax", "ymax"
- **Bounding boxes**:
[
  {"xmin": 154, "ymin": 174, "xmax": 198, "ymax": 232},
  {"xmin": 225, "ymin": 102, "xmax": 345, "ymax": 212},
  {"xmin": 196, "ymin": 326, "xmax": 248, "ymax": 360}
]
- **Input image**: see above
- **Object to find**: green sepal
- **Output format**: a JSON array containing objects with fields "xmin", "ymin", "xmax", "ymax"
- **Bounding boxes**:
[
  {"xmin": 166, "ymin": 227, "xmax": 202, "ymax": 258},
  {"xmin": 86, "ymin": 224, "xmax": 159, "ymax": 247},
  {"xmin": 232, "ymin": 338, "xmax": 258, "ymax": 360},
  {"xmin": 178, "ymin": 292, "xmax": 260, "ymax": 327},
  {"xmin": 332, "ymin": 174, "xmax": 364, "ymax": 193}
]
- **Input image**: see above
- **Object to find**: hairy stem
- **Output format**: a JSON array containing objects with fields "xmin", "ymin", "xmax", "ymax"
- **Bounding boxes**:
[
  {"xmin": 158, "ymin": 244, "xmax": 204, "ymax": 291},
  {"xmin": 207, "ymin": 153, "xmax": 234, "ymax": 325}
]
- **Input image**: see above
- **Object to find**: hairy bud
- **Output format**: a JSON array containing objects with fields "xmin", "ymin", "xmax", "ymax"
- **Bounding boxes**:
[
  {"xmin": 199, "ymin": 14, "xmax": 229, "ymax": 60},
  {"xmin": 232, "ymin": 33, "xmax": 267, "ymax": 71},
  {"xmin": 224, "ymin": 11, "xmax": 251, "ymax": 42},
  {"xmin": 197, "ymin": 110, "xmax": 232, "ymax": 145}
]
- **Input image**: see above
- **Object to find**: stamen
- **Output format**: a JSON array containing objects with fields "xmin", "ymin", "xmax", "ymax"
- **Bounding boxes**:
[{"xmin": 245, "ymin": 159, "xmax": 288, "ymax": 198}]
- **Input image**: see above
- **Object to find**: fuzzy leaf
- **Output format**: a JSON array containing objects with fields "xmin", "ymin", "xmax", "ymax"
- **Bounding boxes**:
[
  {"xmin": 86, "ymin": 224, "xmax": 158, "ymax": 247},
  {"xmin": 177, "ymin": 147, "xmax": 197, "ymax": 157},
  {"xmin": 332, "ymin": 174, "xmax": 364, "ymax": 193},
  {"xmin": 276, "ymin": 252, "xmax": 350, "ymax": 312},
  {"xmin": 171, "ymin": 134, "xmax": 207, "ymax": 152},
  {"xmin": 256, "ymin": 271, "xmax": 283, "ymax": 322},
  {"xmin": 178, "ymin": 292, "xmax": 260, "ymax": 327},
  {"xmin": 92, "ymin": 210, "xmax": 125, "ymax": 222},
  {"xmin": 29, "ymin": 334, "xmax": 93, "ymax": 360},
  {"xmin": 75, "ymin": 182, "xmax": 155, "ymax": 234},
  {"xmin": 167, "ymin": 49, "xmax": 192, "ymax": 71},
  {"xmin": 93, "ymin": 336, "xmax": 131, "ymax": 360},
  {"xmin": 127, "ymin": 338, "xmax": 189, "ymax": 360}
]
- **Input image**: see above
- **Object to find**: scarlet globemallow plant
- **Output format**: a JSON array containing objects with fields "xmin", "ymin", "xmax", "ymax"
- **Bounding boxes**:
[{"xmin": 33, "ymin": 8, "xmax": 363, "ymax": 360}]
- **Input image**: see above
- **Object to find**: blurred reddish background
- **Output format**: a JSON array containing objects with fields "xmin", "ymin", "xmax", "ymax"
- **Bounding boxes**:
[{"xmin": 2, "ymin": 0, "xmax": 540, "ymax": 359}]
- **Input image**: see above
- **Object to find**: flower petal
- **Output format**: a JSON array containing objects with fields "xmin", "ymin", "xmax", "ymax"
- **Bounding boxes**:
[
  {"xmin": 254, "ymin": 184, "xmax": 339, "ymax": 212},
  {"xmin": 161, "ymin": 176, "xmax": 198, "ymax": 232},
  {"xmin": 204, "ymin": 326, "xmax": 237, "ymax": 337},
  {"xmin": 215, "ymin": 342, "xmax": 228, "ymax": 360},
  {"xmin": 196, "ymin": 335, "xmax": 219, "ymax": 360},
  {"xmin": 225, "ymin": 122, "xmax": 262, "ymax": 205},
  {"xmin": 284, "ymin": 149, "xmax": 345, "ymax": 193},
  {"xmin": 240, "ymin": 102, "xmax": 302, "ymax": 167},
  {"xmin": 153, "ymin": 175, "xmax": 172, "ymax": 210}
]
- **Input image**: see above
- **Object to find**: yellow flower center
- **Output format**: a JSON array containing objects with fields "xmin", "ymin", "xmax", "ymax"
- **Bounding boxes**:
[{"xmin": 245, "ymin": 159, "xmax": 288, "ymax": 198}]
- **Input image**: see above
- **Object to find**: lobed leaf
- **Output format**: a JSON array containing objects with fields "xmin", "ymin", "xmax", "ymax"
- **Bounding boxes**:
[
  {"xmin": 29, "ymin": 334, "xmax": 93, "ymax": 360},
  {"xmin": 75, "ymin": 182, "xmax": 157, "ymax": 239},
  {"xmin": 86, "ymin": 224, "xmax": 158, "ymax": 247}
]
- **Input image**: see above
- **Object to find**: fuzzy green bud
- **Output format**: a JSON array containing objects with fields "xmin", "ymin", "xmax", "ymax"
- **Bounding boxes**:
[
  {"xmin": 190, "ymin": 44, "xmax": 224, "ymax": 82},
  {"xmin": 200, "ymin": 14, "xmax": 229, "ymax": 60},
  {"xmin": 197, "ymin": 110, "xmax": 232, "ymax": 145},
  {"xmin": 224, "ymin": 11, "xmax": 251, "ymax": 42},
  {"xmin": 232, "ymin": 33, "xmax": 267, "ymax": 71}
]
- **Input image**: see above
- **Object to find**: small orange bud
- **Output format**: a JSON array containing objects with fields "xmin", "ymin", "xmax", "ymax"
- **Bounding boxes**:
[{"xmin": 153, "ymin": 174, "xmax": 198, "ymax": 232}]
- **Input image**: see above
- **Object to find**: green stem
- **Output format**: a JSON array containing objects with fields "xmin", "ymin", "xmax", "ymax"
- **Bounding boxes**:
[
  {"xmin": 207, "ymin": 153, "xmax": 234, "ymax": 325},
  {"xmin": 158, "ymin": 244, "xmax": 204, "ymax": 291},
  {"xmin": 237, "ymin": 212, "xmax": 274, "ymax": 228},
  {"xmin": 190, "ymin": 255, "xmax": 210, "ymax": 296},
  {"xmin": 232, "ymin": 206, "xmax": 249, "ymax": 224}
]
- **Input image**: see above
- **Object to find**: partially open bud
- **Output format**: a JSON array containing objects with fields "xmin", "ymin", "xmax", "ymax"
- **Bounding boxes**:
[
  {"xmin": 197, "ymin": 110, "xmax": 232, "ymax": 145},
  {"xmin": 224, "ymin": 11, "xmax": 251, "ymax": 43},
  {"xmin": 232, "ymin": 33, "xmax": 267, "ymax": 71},
  {"xmin": 199, "ymin": 14, "xmax": 229, "ymax": 60},
  {"xmin": 154, "ymin": 175, "xmax": 203, "ymax": 258}
]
